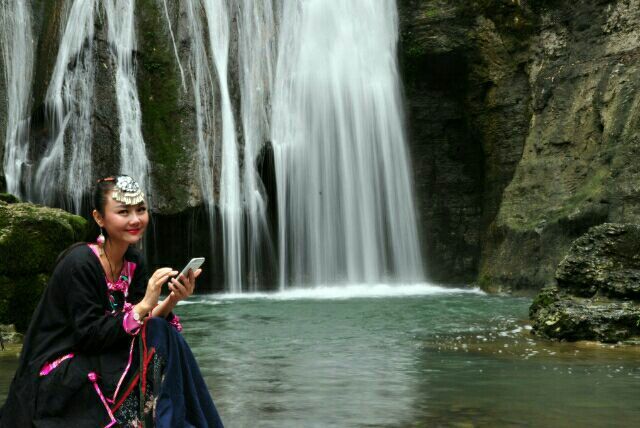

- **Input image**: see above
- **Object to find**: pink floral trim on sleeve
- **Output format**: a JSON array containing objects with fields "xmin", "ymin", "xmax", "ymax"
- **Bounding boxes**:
[
  {"xmin": 168, "ymin": 314, "xmax": 183, "ymax": 332},
  {"xmin": 122, "ymin": 303, "xmax": 142, "ymax": 335}
]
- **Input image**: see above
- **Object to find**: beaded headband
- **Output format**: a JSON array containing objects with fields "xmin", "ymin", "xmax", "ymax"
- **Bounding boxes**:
[{"xmin": 97, "ymin": 175, "xmax": 145, "ymax": 205}]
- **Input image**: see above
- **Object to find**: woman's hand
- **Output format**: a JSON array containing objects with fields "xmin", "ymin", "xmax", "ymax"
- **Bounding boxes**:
[
  {"xmin": 167, "ymin": 268, "xmax": 201, "ymax": 303},
  {"xmin": 136, "ymin": 267, "xmax": 177, "ymax": 314},
  {"xmin": 167, "ymin": 268, "xmax": 201, "ymax": 304}
]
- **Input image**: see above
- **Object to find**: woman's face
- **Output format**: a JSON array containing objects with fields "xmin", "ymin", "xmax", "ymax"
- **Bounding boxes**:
[{"xmin": 96, "ymin": 190, "xmax": 149, "ymax": 245}]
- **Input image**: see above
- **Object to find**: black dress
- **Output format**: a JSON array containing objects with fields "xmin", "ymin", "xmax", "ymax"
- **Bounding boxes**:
[{"xmin": 0, "ymin": 244, "xmax": 223, "ymax": 427}]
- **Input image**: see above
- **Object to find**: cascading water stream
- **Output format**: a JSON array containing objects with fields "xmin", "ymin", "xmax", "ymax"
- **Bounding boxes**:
[
  {"xmin": 33, "ymin": 0, "xmax": 95, "ymax": 212},
  {"xmin": 185, "ymin": 0, "xmax": 216, "ymax": 218},
  {"xmin": 103, "ymin": 0, "xmax": 150, "ymax": 194},
  {"xmin": 184, "ymin": 1, "xmax": 217, "ymax": 229},
  {"xmin": 180, "ymin": 0, "xmax": 423, "ymax": 290},
  {"xmin": 236, "ymin": 0, "xmax": 278, "ymax": 290},
  {"xmin": 161, "ymin": 0, "xmax": 186, "ymax": 92},
  {"xmin": 271, "ymin": 0, "xmax": 424, "ymax": 287},
  {"xmin": 0, "ymin": 0, "xmax": 34, "ymax": 200},
  {"xmin": 202, "ymin": 0, "xmax": 244, "ymax": 293}
]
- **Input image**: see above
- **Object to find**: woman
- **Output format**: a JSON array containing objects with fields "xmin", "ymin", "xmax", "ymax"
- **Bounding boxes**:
[{"xmin": 0, "ymin": 175, "xmax": 223, "ymax": 427}]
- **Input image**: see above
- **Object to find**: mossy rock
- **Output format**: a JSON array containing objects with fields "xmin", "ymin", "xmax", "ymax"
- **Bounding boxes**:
[
  {"xmin": 531, "ymin": 298, "xmax": 640, "ymax": 343},
  {"xmin": 0, "ymin": 274, "xmax": 48, "ymax": 332},
  {"xmin": 0, "ymin": 202, "xmax": 87, "ymax": 276},
  {"xmin": 556, "ymin": 223, "xmax": 640, "ymax": 299},
  {"xmin": 0, "ymin": 193, "xmax": 19, "ymax": 204},
  {"xmin": 530, "ymin": 223, "xmax": 640, "ymax": 343},
  {"xmin": 529, "ymin": 285, "xmax": 564, "ymax": 318}
]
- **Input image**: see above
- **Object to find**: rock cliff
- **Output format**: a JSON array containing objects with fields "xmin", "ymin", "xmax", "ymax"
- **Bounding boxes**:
[{"xmin": 400, "ymin": 0, "xmax": 640, "ymax": 291}]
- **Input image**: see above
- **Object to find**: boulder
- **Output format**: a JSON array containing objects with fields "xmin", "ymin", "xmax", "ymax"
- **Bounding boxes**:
[
  {"xmin": 555, "ymin": 223, "xmax": 640, "ymax": 299},
  {"xmin": 0, "ymin": 193, "xmax": 19, "ymax": 204},
  {"xmin": 0, "ymin": 201, "xmax": 87, "ymax": 275},
  {"xmin": 0, "ymin": 199, "xmax": 86, "ymax": 332},
  {"xmin": 530, "ymin": 223, "xmax": 640, "ymax": 343}
]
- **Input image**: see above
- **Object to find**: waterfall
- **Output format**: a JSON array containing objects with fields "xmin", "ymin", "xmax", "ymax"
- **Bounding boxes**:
[
  {"xmin": 185, "ymin": 1, "xmax": 217, "ymax": 225},
  {"xmin": 202, "ymin": 0, "xmax": 244, "ymax": 293},
  {"xmin": 0, "ymin": 0, "xmax": 34, "ymax": 200},
  {"xmin": 161, "ymin": 0, "xmax": 187, "ymax": 92},
  {"xmin": 270, "ymin": 0, "xmax": 424, "ymax": 286},
  {"xmin": 179, "ymin": 0, "xmax": 423, "ymax": 290},
  {"xmin": 103, "ymin": 0, "xmax": 150, "ymax": 195},
  {"xmin": 1, "ymin": 0, "xmax": 424, "ymax": 291},
  {"xmin": 34, "ymin": 0, "xmax": 95, "ymax": 212},
  {"xmin": 236, "ymin": 0, "xmax": 278, "ymax": 290}
]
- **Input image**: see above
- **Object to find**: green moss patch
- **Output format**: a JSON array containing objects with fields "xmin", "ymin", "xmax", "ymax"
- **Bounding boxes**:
[
  {"xmin": 136, "ymin": 0, "xmax": 189, "ymax": 204},
  {"xmin": 0, "ymin": 202, "xmax": 87, "ymax": 276}
]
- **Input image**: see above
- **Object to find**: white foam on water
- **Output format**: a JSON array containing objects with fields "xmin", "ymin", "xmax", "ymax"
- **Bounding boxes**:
[
  {"xmin": 188, "ymin": 283, "xmax": 483, "ymax": 302},
  {"xmin": 177, "ymin": 299, "xmax": 224, "ymax": 306}
]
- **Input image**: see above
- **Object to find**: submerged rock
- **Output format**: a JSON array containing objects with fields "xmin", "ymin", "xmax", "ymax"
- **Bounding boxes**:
[
  {"xmin": 0, "ymin": 200, "xmax": 86, "ymax": 332},
  {"xmin": 530, "ymin": 224, "xmax": 640, "ymax": 343}
]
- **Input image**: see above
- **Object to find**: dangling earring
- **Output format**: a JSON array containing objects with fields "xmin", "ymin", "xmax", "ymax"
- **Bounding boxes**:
[{"xmin": 97, "ymin": 228, "xmax": 106, "ymax": 247}]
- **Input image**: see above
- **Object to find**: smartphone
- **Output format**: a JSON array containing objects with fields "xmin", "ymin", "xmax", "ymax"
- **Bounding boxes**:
[{"xmin": 177, "ymin": 257, "xmax": 205, "ymax": 279}]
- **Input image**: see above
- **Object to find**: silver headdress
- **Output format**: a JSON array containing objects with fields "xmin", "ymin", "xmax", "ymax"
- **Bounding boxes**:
[{"xmin": 111, "ymin": 175, "xmax": 145, "ymax": 205}]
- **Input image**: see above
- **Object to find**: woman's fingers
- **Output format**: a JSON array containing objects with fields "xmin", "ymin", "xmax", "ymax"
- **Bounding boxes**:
[
  {"xmin": 159, "ymin": 270, "xmax": 179, "ymax": 284},
  {"xmin": 146, "ymin": 269, "xmax": 178, "ymax": 307},
  {"xmin": 169, "ymin": 281, "xmax": 187, "ymax": 300},
  {"xmin": 170, "ymin": 276, "xmax": 193, "ymax": 300},
  {"xmin": 152, "ymin": 269, "xmax": 178, "ymax": 286},
  {"xmin": 152, "ymin": 267, "xmax": 174, "ymax": 279},
  {"xmin": 149, "ymin": 268, "xmax": 176, "ymax": 291},
  {"xmin": 185, "ymin": 271, "xmax": 196, "ymax": 293}
]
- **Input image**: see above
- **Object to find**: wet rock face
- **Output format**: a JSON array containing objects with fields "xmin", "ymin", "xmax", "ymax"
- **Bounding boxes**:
[
  {"xmin": 400, "ymin": 0, "xmax": 640, "ymax": 290},
  {"xmin": 399, "ymin": 0, "xmax": 534, "ymax": 282},
  {"xmin": 530, "ymin": 223, "xmax": 640, "ymax": 343},
  {"xmin": 479, "ymin": 0, "xmax": 640, "ymax": 291}
]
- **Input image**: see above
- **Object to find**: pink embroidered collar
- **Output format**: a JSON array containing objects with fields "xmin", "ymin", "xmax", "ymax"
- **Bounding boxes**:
[{"xmin": 87, "ymin": 244, "xmax": 136, "ymax": 296}]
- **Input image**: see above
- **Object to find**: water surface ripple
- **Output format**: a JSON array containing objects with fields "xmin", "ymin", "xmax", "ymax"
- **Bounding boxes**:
[{"xmin": 2, "ymin": 288, "xmax": 639, "ymax": 427}]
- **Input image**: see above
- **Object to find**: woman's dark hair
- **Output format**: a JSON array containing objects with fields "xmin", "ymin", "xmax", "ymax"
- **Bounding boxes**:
[
  {"xmin": 93, "ymin": 176, "xmax": 118, "ymax": 216},
  {"xmin": 89, "ymin": 176, "xmax": 118, "ymax": 241},
  {"xmin": 55, "ymin": 175, "xmax": 119, "ymax": 266}
]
